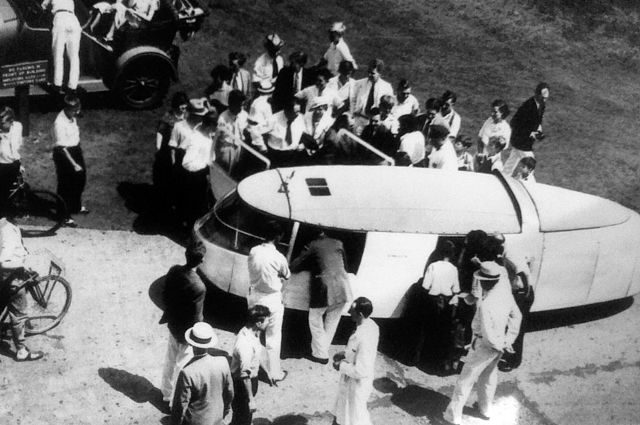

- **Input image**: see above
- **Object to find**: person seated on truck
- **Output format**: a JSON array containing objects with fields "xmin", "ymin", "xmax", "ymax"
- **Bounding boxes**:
[{"xmin": 90, "ymin": 0, "xmax": 177, "ymax": 41}]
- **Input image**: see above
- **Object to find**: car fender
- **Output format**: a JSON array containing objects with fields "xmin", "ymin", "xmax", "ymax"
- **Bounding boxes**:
[{"xmin": 114, "ymin": 46, "xmax": 178, "ymax": 83}]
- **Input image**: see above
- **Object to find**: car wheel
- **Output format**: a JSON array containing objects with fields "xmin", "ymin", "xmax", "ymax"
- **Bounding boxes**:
[{"xmin": 115, "ymin": 60, "xmax": 170, "ymax": 109}]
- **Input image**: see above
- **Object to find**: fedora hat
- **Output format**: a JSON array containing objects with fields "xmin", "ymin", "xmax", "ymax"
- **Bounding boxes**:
[
  {"xmin": 264, "ymin": 33, "xmax": 284, "ymax": 49},
  {"xmin": 257, "ymin": 80, "xmax": 275, "ymax": 94},
  {"xmin": 473, "ymin": 261, "xmax": 502, "ymax": 282},
  {"xmin": 330, "ymin": 22, "xmax": 346, "ymax": 33},
  {"xmin": 184, "ymin": 322, "xmax": 218, "ymax": 348},
  {"xmin": 188, "ymin": 98, "xmax": 209, "ymax": 116}
]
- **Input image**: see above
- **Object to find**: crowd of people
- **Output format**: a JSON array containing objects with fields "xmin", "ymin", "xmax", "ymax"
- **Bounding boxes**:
[
  {"xmin": 159, "ymin": 223, "xmax": 379, "ymax": 425},
  {"xmin": 0, "ymin": 14, "xmax": 548, "ymax": 425},
  {"xmin": 152, "ymin": 22, "xmax": 549, "ymax": 228}
]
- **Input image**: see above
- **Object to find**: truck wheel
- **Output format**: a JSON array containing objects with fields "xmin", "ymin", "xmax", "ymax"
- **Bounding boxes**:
[{"xmin": 115, "ymin": 60, "xmax": 170, "ymax": 109}]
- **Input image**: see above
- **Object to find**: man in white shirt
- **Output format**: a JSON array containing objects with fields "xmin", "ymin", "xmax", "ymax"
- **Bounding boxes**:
[
  {"xmin": 179, "ymin": 110, "xmax": 217, "ymax": 229},
  {"xmin": 427, "ymin": 124, "xmax": 458, "ymax": 171},
  {"xmin": 397, "ymin": 115, "xmax": 425, "ymax": 166},
  {"xmin": 252, "ymin": 33, "xmax": 285, "ymax": 89},
  {"xmin": 350, "ymin": 59, "xmax": 394, "ymax": 135},
  {"xmin": 295, "ymin": 68, "xmax": 342, "ymax": 115},
  {"xmin": 0, "ymin": 108, "xmax": 22, "ymax": 216},
  {"xmin": 440, "ymin": 90, "xmax": 461, "ymax": 140},
  {"xmin": 247, "ymin": 81, "xmax": 274, "ymax": 152},
  {"xmin": 326, "ymin": 60, "xmax": 355, "ymax": 115},
  {"xmin": 443, "ymin": 261, "xmax": 521, "ymax": 425},
  {"xmin": 323, "ymin": 22, "xmax": 357, "ymax": 75},
  {"xmin": 264, "ymin": 99, "xmax": 305, "ymax": 167},
  {"xmin": 214, "ymin": 90, "xmax": 249, "ymax": 175},
  {"xmin": 247, "ymin": 221, "xmax": 290, "ymax": 383},
  {"xmin": 394, "ymin": 79, "xmax": 420, "ymax": 117},
  {"xmin": 230, "ymin": 305, "xmax": 271, "ymax": 425},
  {"xmin": 0, "ymin": 216, "xmax": 44, "ymax": 361},
  {"xmin": 333, "ymin": 297, "xmax": 379, "ymax": 425},
  {"xmin": 419, "ymin": 240, "xmax": 460, "ymax": 369}
]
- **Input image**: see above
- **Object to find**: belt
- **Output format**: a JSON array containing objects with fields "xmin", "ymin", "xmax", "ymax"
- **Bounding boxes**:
[{"xmin": 54, "ymin": 9, "xmax": 74, "ymax": 15}]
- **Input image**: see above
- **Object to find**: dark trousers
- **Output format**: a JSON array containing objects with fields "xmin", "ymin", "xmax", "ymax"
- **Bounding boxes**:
[
  {"xmin": 53, "ymin": 145, "xmax": 86, "ymax": 215},
  {"xmin": 0, "ymin": 268, "xmax": 28, "ymax": 351},
  {"xmin": 502, "ymin": 288, "xmax": 535, "ymax": 368},
  {"xmin": 231, "ymin": 376, "xmax": 258, "ymax": 425},
  {"xmin": 180, "ymin": 167, "xmax": 209, "ymax": 229},
  {"xmin": 0, "ymin": 161, "xmax": 20, "ymax": 216}
]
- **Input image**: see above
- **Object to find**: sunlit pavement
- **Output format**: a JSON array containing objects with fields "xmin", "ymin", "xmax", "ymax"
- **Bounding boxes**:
[{"xmin": 1, "ymin": 228, "xmax": 638, "ymax": 425}]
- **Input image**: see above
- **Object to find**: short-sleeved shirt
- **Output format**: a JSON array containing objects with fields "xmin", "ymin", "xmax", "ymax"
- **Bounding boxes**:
[
  {"xmin": 53, "ymin": 110, "xmax": 80, "ymax": 147},
  {"xmin": 0, "ymin": 122, "xmax": 23, "ymax": 164},
  {"xmin": 428, "ymin": 139, "xmax": 458, "ymax": 171},
  {"xmin": 422, "ymin": 260, "xmax": 460, "ymax": 296},
  {"xmin": 168, "ymin": 120, "xmax": 194, "ymax": 150},
  {"xmin": 230, "ymin": 326, "xmax": 263, "ymax": 379},
  {"xmin": 181, "ymin": 130, "xmax": 213, "ymax": 172}
]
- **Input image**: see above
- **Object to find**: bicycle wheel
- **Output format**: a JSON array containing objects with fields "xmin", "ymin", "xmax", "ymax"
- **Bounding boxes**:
[
  {"xmin": 11, "ymin": 189, "xmax": 68, "ymax": 238},
  {"xmin": 22, "ymin": 274, "xmax": 72, "ymax": 335}
]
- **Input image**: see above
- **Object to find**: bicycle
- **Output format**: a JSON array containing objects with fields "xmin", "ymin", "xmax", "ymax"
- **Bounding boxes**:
[
  {"xmin": 5, "ymin": 169, "xmax": 68, "ymax": 238},
  {"xmin": 0, "ymin": 259, "xmax": 72, "ymax": 336}
]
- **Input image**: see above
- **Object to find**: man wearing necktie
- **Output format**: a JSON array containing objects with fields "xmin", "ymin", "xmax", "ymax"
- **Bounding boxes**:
[
  {"xmin": 229, "ymin": 52, "xmax": 251, "ymax": 98},
  {"xmin": 350, "ymin": 58, "xmax": 394, "ymax": 135},
  {"xmin": 265, "ymin": 99, "xmax": 305, "ymax": 167},
  {"xmin": 502, "ymin": 82, "xmax": 550, "ymax": 175},
  {"xmin": 272, "ymin": 51, "xmax": 312, "ymax": 112},
  {"xmin": 252, "ymin": 34, "xmax": 285, "ymax": 92}
]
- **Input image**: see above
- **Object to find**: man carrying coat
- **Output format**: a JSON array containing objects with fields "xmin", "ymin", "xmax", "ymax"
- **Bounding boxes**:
[
  {"xmin": 290, "ymin": 230, "xmax": 352, "ymax": 364},
  {"xmin": 443, "ymin": 261, "xmax": 522, "ymax": 425}
]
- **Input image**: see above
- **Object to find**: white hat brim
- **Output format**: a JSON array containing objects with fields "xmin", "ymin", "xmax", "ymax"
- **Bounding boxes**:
[{"xmin": 184, "ymin": 328, "xmax": 218, "ymax": 349}]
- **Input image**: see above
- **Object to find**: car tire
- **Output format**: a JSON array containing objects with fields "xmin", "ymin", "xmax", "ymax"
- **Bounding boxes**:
[{"xmin": 115, "ymin": 59, "xmax": 171, "ymax": 109}]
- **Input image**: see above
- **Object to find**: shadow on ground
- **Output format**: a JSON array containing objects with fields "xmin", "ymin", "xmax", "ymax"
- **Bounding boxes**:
[
  {"xmin": 117, "ymin": 182, "xmax": 187, "ymax": 245},
  {"xmin": 9, "ymin": 90, "xmax": 120, "ymax": 115},
  {"xmin": 98, "ymin": 367, "xmax": 169, "ymax": 414},
  {"xmin": 374, "ymin": 376, "xmax": 450, "ymax": 421},
  {"xmin": 254, "ymin": 414, "xmax": 312, "ymax": 424}
]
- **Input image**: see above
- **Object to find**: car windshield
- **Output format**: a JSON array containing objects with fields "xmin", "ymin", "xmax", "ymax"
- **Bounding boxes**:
[{"xmin": 199, "ymin": 191, "xmax": 292, "ymax": 256}]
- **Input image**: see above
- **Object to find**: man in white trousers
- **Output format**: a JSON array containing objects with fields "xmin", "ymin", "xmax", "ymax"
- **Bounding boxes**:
[
  {"xmin": 443, "ymin": 261, "xmax": 522, "ymax": 425},
  {"xmin": 42, "ymin": 0, "xmax": 82, "ymax": 93},
  {"xmin": 332, "ymin": 297, "xmax": 379, "ymax": 425},
  {"xmin": 247, "ymin": 221, "xmax": 290, "ymax": 383},
  {"xmin": 290, "ymin": 230, "xmax": 352, "ymax": 364}
]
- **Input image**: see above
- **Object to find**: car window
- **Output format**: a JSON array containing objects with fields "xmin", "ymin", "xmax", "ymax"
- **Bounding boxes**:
[{"xmin": 199, "ymin": 191, "xmax": 292, "ymax": 256}]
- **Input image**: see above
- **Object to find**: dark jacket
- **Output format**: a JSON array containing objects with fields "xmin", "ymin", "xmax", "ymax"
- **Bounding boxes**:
[
  {"xmin": 160, "ymin": 265, "xmax": 206, "ymax": 343},
  {"xmin": 509, "ymin": 97, "xmax": 545, "ymax": 151},
  {"xmin": 272, "ymin": 66, "xmax": 314, "ymax": 112},
  {"xmin": 290, "ymin": 235, "xmax": 352, "ymax": 308},
  {"xmin": 171, "ymin": 354, "xmax": 234, "ymax": 425}
]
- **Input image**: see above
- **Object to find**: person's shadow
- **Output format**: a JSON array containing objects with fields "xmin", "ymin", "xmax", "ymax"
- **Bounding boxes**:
[
  {"xmin": 253, "ymin": 414, "xmax": 310, "ymax": 425},
  {"xmin": 98, "ymin": 367, "xmax": 169, "ymax": 414},
  {"xmin": 116, "ymin": 181, "xmax": 187, "ymax": 244},
  {"xmin": 373, "ymin": 376, "xmax": 452, "ymax": 422}
]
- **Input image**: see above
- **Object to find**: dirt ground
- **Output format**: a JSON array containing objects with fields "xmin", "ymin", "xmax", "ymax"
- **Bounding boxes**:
[{"xmin": 1, "ymin": 228, "xmax": 638, "ymax": 425}]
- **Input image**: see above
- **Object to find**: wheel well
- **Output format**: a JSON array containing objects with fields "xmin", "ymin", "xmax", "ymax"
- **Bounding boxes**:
[{"xmin": 115, "ymin": 47, "xmax": 178, "ymax": 83}]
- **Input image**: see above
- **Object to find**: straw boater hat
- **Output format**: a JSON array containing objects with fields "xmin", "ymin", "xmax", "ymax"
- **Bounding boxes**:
[
  {"xmin": 184, "ymin": 322, "xmax": 218, "ymax": 348},
  {"xmin": 330, "ymin": 22, "xmax": 346, "ymax": 33},
  {"xmin": 257, "ymin": 80, "xmax": 275, "ymax": 94},
  {"xmin": 473, "ymin": 261, "xmax": 502, "ymax": 283}
]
